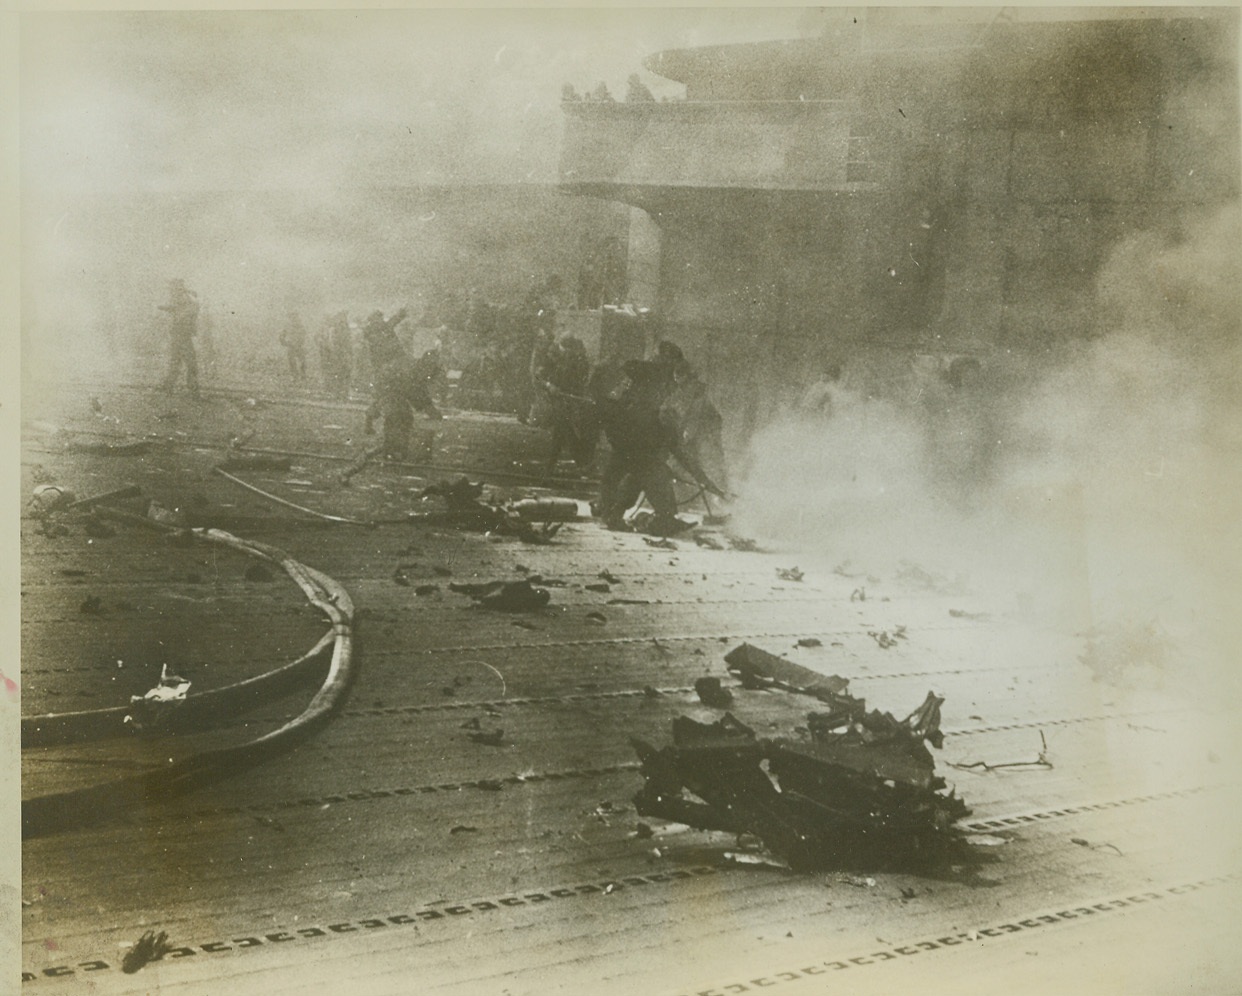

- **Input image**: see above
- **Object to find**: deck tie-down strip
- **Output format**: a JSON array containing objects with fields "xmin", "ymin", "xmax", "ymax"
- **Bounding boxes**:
[
  {"xmin": 668, "ymin": 871, "xmax": 1239, "ymax": 996},
  {"xmin": 184, "ymin": 756, "xmax": 1207, "ymax": 826},
  {"xmin": 21, "ymin": 865, "xmax": 1234, "ymax": 983}
]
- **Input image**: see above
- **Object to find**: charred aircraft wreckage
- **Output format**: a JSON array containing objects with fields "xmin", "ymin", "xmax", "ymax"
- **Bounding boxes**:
[{"xmin": 632, "ymin": 644, "xmax": 970, "ymax": 871}]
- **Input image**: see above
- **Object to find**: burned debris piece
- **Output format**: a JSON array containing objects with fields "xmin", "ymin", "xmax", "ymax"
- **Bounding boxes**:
[
  {"xmin": 694, "ymin": 676, "xmax": 734, "ymax": 708},
  {"xmin": 404, "ymin": 477, "xmax": 583, "ymax": 543},
  {"xmin": 724, "ymin": 643, "xmax": 849, "ymax": 701},
  {"xmin": 124, "ymin": 664, "xmax": 192, "ymax": 732},
  {"xmin": 122, "ymin": 930, "xmax": 171, "ymax": 974},
  {"xmin": 631, "ymin": 666, "xmax": 967, "ymax": 870},
  {"xmin": 449, "ymin": 578, "xmax": 550, "ymax": 612},
  {"xmin": 467, "ymin": 727, "xmax": 505, "ymax": 747}
]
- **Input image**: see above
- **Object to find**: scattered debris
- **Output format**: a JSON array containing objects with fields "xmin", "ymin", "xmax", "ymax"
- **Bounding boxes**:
[
  {"xmin": 841, "ymin": 875, "xmax": 877, "ymax": 888},
  {"xmin": 450, "ymin": 578, "xmax": 550, "ymax": 612},
  {"xmin": 897, "ymin": 561, "xmax": 967, "ymax": 595},
  {"xmin": 869, "ymin": 630, "xmax": 897, "ymax": 649},
  {"xmin": 795, "ymin": 638, "xmax": 822, "ymax": 648},
  {"xmin": 122, "ymin": 929, "xmax": 171, "ymax": 974},
  {"xmin": 598, "ymin": 570, "xmax": 621, "ymax": 584},
  {"xmin": 643, "ymin": 537, "xmax": 678, "ymax": 550},
  {"xmin": 776, "ymin": 567, "xmax": 804, "ymax": 583},
  {"xmin": 124, "ymin": 664, "xmax": 192, "ymax": 731},
  {"xmin": 723, "ymin": 852, "xmax": 789, "ymax": 870},
  {"xmin": 694, "ymin": 676, "xmax": 734, "ymax": 708},
  {"xmin": 949, "ymin": 731, "xmax": 1052, "ymax": 772},
  {"xmin": 727, "ymin": 536, "xmax": 761, "ymax": 552},
  {"xmin": 219, "ymin": 453, "xmax": 293, "ymax": 471},
  {"xmin": 510, "ymin": 497, "xmax": 581, "ymax": 523},
  {"xmin": 693, "ymin": 534, "xmax": 724, "ymax": 550},
  {"xmin": 900, "ymin": 887, "xmax": 917, "ymax": 899},
  {"xmin": 146, "ymin": 500, "xmax": 185, "ymax": 527},
  {"xmin": 1070, "ymin": 837, "xmax": 1123, "ymax": 855},
  {"xmin": 724, "ymin": 643, "xmax": 849, "ymax": 700},
  {"xmin": 30, "ymin": 484, "xmax": 77, "ymax": 513},
  {"xmin": 418, "ymin": 477, "xmax": 485, "ymax": 504},
  {"xmin": 525, "ymin": 574, "xmax": 569, "ymax": 587},
  {"xmin": 851, "ymin": 587, "xmax": 867, "ymax": 602}
]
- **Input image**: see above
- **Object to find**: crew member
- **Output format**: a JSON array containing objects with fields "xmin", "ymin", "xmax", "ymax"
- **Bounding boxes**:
[
  {"xmin": 543, "ymin": 335, "xmax": 595, "ymax": 474},
  {"xmin": 594, "ymin": 360, "xmax": 722, "ymax": 535},
  {"xmin": 279, "ymin": 311, "xmax": 308, "ymax": 381},
  {"xmin": 158, "ymin": 278, "xmax": 200, "ymax": 397},
  {"xmin": 365, "ymin": 355, "xmax": 443, "ymax": 461}
]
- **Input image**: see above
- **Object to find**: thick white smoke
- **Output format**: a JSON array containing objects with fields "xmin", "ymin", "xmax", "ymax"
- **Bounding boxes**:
[{"xmin": 732, "ymin": 202, "xmax": 1242, "ymax": 702}]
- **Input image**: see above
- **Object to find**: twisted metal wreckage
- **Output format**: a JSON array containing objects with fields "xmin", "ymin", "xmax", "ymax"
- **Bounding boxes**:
[{"xmin": 632, "ymin": 643, "xmax": 970, "ymax": 870}]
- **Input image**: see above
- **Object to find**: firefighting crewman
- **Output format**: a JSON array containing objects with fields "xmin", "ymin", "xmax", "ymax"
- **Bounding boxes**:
[
  {"xmin": 362, "ymin": 335, "xmax": 442, "ymax": 457},
  {"xmin": 594, "ymin": 360, "xmax": 723, "ymax": 535}
]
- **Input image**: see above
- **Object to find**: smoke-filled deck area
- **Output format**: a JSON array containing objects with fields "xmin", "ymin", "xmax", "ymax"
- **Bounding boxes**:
[
  {"xmin": 18, "ymin": 375, "xmax": 1241, "ymax": 994},
  {"xmin": 15, "ymin": 7, "xmax": 1242, "ymax": 996}
]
